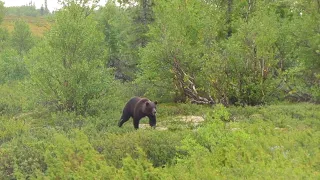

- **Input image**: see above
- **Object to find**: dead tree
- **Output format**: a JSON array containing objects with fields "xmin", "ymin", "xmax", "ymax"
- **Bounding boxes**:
[{"xmin": 172, "ymin": 56, "xmax": 214, "ymax": 105}]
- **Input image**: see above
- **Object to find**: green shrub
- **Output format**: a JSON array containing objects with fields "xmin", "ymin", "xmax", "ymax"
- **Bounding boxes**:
[
  {"xmin": 46, "ymin": 112, "xmax": 87, "ymax": 132},
  {"xmin": 0, "ymin": 116, "xmax": 30, "ymax": 145},
  {"xmin": 116, "ymin": 148, "xmax": 163, "ymax": 180},
  {"xmin": 229, "ymin": 103, "xmax": 320, "ymax": 129},
  {"xmin": 0, "ymin": 83, "xmax": 24, "ymax": 115},
  {"xmin": 0, "ymin": 49, "xmax": 28, "ymax": 84},
  {"xmin": 167, "ymin": 104, "xmax": 320, "ymax": 179},
  {"xmin": 42, "ymin": 130, "xmax": 115, "ymax": 179},
  {"xmin": 91, "ymin": 130, "xmax": 185, "ymax": 168},
  {"xmin": 0, "ymin": 134, "xmax": 47, "ymax": 179}
]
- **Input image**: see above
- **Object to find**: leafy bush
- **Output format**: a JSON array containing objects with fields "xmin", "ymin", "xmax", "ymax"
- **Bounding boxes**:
[
  {"xmin": 11, "ymin": 19, "xmax": 35, "ymax": 55},
  {"xmin": 229, "ymin": 103, "xmax": 320, "ymax": 129},
  {"xmin": 42, "ymin": 130, "xmax": 115, "ymax": 179},
  {"xmin": 0, "ymin": 116, "xmax": 30, "ymax": 145},
  {"xmin": 25, "ymin": 2, "xmax": 115, "ymax": 115},
  {"xmin": 0, "ymin": 132, "xmax": 47, "ymax": 179},
  {"xmin": 0, "ymin": 83, "xmax": 27, "ymax": 115},
  {"xmin": 116, "ymin": 148, "xmax": 163, "ymax": 180},
  {"xmin": 166, "ymin": 104, "xmax": 320, "ymax": 179},
  {"xmin": 0, "ymin": 49, "xmax": 28, "ymax": 84},
  {"xmin": 91, "ymin": 130, "xmax": 185, "ymax": 168}
]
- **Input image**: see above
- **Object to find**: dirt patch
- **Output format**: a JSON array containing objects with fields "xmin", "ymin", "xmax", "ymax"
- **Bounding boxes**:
[
  {"xmin": 177, "ymin": 116, "xmax": 205, "ymax": 125},
  {"xmin": 139, "ymin": 124, "xmax": 168, "ymax": 131},
  {"xmin": 139, "ymin": 116, "xmax": 205, "ymax": 130}
]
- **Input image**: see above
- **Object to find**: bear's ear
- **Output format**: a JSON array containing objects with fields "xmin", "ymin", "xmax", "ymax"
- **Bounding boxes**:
[{"xmin": 154, "ymin": 101, "xmax": 158, "ymax": 105}]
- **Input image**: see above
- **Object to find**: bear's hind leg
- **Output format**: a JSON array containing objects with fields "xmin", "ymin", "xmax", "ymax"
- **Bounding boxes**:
[{"xmin": 118, "ymin": 114, "xmax": 131, "ymax": 127}]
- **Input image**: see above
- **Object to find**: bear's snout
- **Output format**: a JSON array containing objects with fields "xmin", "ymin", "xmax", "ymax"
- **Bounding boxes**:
[{"xmin": 152, "ymin": 109, "xmax": 157, "ymax": 116}]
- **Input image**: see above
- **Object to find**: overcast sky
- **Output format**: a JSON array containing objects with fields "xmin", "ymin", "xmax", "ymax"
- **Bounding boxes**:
[{"xmin": 2, "ymin": 0, "xmax": 108, "ymax": 11}]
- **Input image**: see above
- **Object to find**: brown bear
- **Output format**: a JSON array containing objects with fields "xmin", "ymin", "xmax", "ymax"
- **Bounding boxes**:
[{"xmin": 118, "ymin": 97, "xmax": 157, "ymax": 129}]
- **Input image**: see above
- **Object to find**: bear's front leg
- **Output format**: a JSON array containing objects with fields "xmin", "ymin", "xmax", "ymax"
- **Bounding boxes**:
[
  {"xmin": 148, "ymin": 116, "xmax": 156, "ymax": 128},
  {"xmin": 133, "ymin": 118, "xmax": 140, "ymax": 129}
]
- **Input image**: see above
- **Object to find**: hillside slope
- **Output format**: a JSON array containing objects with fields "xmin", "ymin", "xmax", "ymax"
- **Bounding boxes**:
[{"xmin": 1, "ymin": 16, "xmax": 52, "ymax": 36}]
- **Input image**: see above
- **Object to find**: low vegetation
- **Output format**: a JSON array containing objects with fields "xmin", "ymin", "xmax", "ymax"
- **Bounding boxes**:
[{"xmin": 0, "ymin": 103, "xmax": 319, "ymax": 179}]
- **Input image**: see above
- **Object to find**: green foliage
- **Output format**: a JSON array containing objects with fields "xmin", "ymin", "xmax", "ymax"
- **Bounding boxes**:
[
  {"xmin": 117, "ymin": 148, "xmax": 162, "ymax": 180},
  {"xmin": 25, "ymin": 1, "xmax": 115, "ymax": 115},
  {"xmin": 91, "ymin": 130, "xmax": 184, "ymax": 168},
  {"xmin": 157, "ymin": 103, "xmax": 209, "ymax": 117},
  {"xmin": 0, "ymin": 82, "xmax": 29, "ymax": 115},
  {"xmin": 210, "ymin": 104, "xmax": 230, "ymax": 122},
  {"xmin": 1, "ymin": 100, "xmax": 320, "ymax": 179},
  {"xmin": 136, "ymin": 0, "xmax": 319, "ymax": 104},
  {"xmin": 11, "ymin": 19, "xmax": 34, "ymax": 55},
  {"xmin": 0, "ymin": 127, "xmax": 48, "ymax": 179},
  {"xmin": 229, "ymin": 102, "xmax": 320, "ymax": 129},
  {"xmin": 42, "ymin": 130, "xmax": 115, "ymax": 179},
  {"xmin": 0, "ymin": 49, "xmax": 28, "ymax": 84},
  {"xmin": 168, "ymin": 103, "xmax": 320, "ymax": 179},
  {"xmin": 0, "ymin": 1, "xmax": 4, "ymax": 24},
  {"xmin": 99, "ymin": 2, "xmax": 138, "ymax": 81},
  {"xmin": 217, "ymin": 5, "xmax": 281, "ymax": 104},
  {"xmin": 0, "ymin": 116, "xmax": 30, "ymax": 145},
  {"xmin": 137, "ymin": 0, "xmax": 223, "ymax": 102},
  {"xmin": 0, "ymin": 27, "xmax": 9, "ymax": 52},
  {"xmin": 0, "ymin": 127, "xmax": 116, "ymax": 179},
  {"xmin": 99, "ymin": 0, "xmax": 154, "ymax": 82},
  {"xmin": 293, "ymin": 0, "xmax": 320, "ymax": 72}
]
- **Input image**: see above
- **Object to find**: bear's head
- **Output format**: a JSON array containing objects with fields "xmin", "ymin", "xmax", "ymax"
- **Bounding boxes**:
[
  {"xmin": 144, "ymin": 100, "xmax": 157, "ymax": 127},
  {"xmin": 145, "ymin": 100, "xmax": 157, "ymax": 116}
]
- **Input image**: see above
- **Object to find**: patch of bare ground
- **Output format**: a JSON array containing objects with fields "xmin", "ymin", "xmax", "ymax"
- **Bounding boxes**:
[
  {"xmin": 139, "ymin": 124, "xmax": 168, "ymax": 130},
  {"xmin": 139, "ymin": 116, "xmax": 204, "ymax": 131},
  {"xmin": 176, "ymin": 115, "xmax": 205, "ymax": 125},
  {"xmin": 140, "ymin": 116, "xmax": 205, "ymax": 130}
]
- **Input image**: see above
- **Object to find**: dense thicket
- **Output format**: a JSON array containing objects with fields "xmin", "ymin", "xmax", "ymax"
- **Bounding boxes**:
[
  {"xmin": 3, "ymin": 0, "xmax": 317, "ymax": 106},
  {"xmin": 96, "ymin": 0, "xmax": 320, "ymax": 105},
  {"xmin": 0, "ymin": 0, "xmax": 319, "ymax": 179},
  {"xmin": 135, "ymin": 0, "xmax": 319, "ymax": 105}
]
